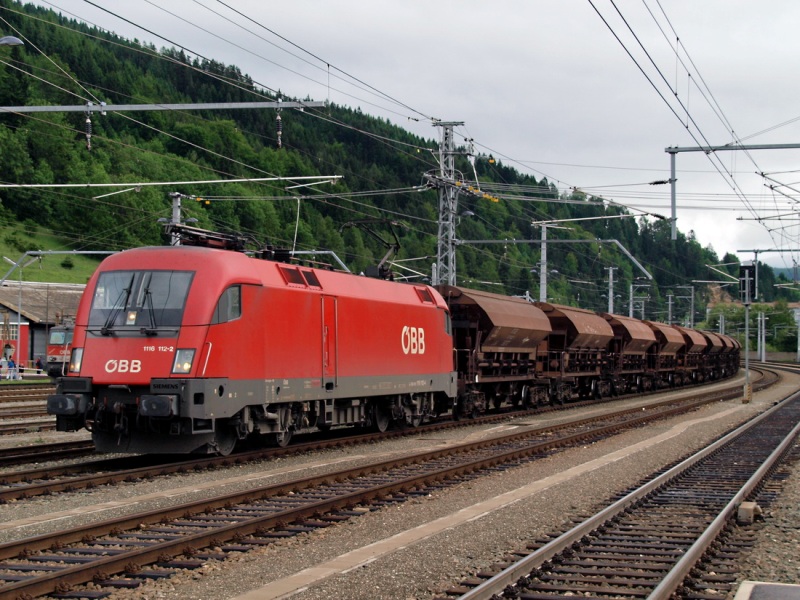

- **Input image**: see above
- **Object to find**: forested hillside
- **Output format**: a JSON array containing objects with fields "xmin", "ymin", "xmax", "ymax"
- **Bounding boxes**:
[{"xmin": 0, "ymin": 0, "xmax": 794, "ymax": 320}]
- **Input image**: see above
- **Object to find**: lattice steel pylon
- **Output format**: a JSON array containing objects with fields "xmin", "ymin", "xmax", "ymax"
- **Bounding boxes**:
[{"xmin": 432, "ymin": 121, "xmax": 463, "ymax": 286}]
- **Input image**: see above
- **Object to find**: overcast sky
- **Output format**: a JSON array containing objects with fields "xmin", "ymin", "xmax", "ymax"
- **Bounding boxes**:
[{"xmin": 18, "ymin": 0, "xmax": 800, "ymax": 269}]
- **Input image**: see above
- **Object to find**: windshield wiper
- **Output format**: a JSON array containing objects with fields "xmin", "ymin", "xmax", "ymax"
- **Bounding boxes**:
[
  {"xmin": 140, "ymin": 275, "xmax": 158, "ymax": 336},
  {"xmin": 101, "ymin": 274, "xmax": 135, "ymax": 336}
]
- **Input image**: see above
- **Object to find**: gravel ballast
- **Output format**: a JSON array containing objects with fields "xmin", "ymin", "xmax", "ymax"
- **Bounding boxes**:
[{"xmin": 1, "ymin": 373, "xmax": 797, "ymax": 599}]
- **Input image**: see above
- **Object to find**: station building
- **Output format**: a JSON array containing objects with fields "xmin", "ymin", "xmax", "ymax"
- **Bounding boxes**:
[{"xmin": 0, "ymin": 282, "xmax": 84, "ymax": 371}]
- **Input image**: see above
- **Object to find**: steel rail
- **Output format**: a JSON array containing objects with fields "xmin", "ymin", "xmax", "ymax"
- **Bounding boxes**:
[
  {"xmin": 0, "ymin": 380, "xmax": 765, "ymax": 599},
  {"xmin": 649, "ymin": 397, "xmax": 800, "ymax": 599},
  {"xmin": 456, "ymin": 389, "xmax": 800, "ymax": 600},
  {"xmin": 0, "ymin": 373, "xmax": 759, "ymax": 504},
  {"xmin": 0, "ymin": 420, "xmax": 54, "ymax": 434},
  {"xmin": 0, "ymin": 440, "xmax": 94, "ymax": 467},
  {"xmin": 0, "ymin": 406, "xmax": 48, "ymax": 419}
]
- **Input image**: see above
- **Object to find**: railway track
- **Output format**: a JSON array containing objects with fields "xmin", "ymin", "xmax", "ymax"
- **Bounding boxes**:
[
  {"xmin": 0, "ymin": 371, "xmax": 765, "ymax": 505},
  {"xmin": 444, "ymin": 386, "xmax": 800, "ymax": 599},
  {"xmin": 0, "ymin": 384, "xmax": 52, "ymax": 431},
  {"xmin": 0, "ymin": 365, "xmax": 746, "ymax": 468},
  {"xmin": 0, "ymin": 419, "xmax": 54, "ymax": 435},
  {"xmin": 0, "ymin": 371, "xmax": 776, "ymax": 599},
  {"xmin": 0, "ymin": 405, "xmax": 48, "ymax": 420},
  {"xmin": 0, "ymin": 441, "xmax": 94, "ymax": 468},
  {"xmin": 0, "ymin": 384, "xmax": 52, "ymax": 404}
]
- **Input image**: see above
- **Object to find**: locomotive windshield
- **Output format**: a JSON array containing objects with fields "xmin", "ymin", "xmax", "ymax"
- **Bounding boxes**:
[
  {"xmin": 88, "ymin": 270, "xmax": 194, "ymax": 335},
  {"xmin": 48, "ymin": 328, "xmax": 73, "ymax": 345}
]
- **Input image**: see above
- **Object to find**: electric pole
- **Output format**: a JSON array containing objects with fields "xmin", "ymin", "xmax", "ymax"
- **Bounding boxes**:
[{"xmin": 432, "ymin": 121, "xmax": 463, "ymax": 286}]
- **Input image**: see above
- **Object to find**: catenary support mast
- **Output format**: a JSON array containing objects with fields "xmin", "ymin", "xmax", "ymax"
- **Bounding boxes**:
[{"xmin": 433, "ymin": 121, "xmax": 463, "ymax": 286}]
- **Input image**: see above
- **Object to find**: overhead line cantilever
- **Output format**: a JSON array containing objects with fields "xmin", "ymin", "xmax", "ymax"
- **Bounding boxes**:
[
  {"xmin": 665, "ymin": 141, "xmax": 800, "ymax": 240},
  {"xmin": 0, "ymin": 100, "xmax": 325, "ymax": 114}
]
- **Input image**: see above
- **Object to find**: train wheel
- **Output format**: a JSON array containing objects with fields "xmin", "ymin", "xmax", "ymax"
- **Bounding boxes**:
[
  {"xmin": 269, "ymin": 430, "xmax": 293, "ymax": 447},
  {"xmin": 214, "ymin": 430, "xmax": 237, "ymax": 456},
  {"xmin": 373, "ymin": 402, "xmax": 391, "ymax": 433}
]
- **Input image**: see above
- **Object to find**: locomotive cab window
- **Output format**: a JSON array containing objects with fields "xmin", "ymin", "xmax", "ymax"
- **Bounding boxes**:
[
  {"xmin": 48, "ymin": 329, "xmax": 72, "ymax": 345},
  {"xmin": 212, "ymin": 285, "xmax": 242, "ymax": 324},
  {"xmin": 88, "ymin": 270, "xmax": 193, "ymax": 334}
]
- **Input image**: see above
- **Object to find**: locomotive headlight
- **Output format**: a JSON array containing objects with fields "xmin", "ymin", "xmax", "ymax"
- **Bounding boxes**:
[
  {"xmin": 68, "ymin": 348, "xmax": 83, "ymax": 374},
  {"xmin": 172, "ymin": 349, "xmax": 195, "ymax": 374}
]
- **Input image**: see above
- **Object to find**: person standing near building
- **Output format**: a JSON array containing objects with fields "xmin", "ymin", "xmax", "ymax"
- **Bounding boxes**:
[{"xmin": 6, "ymin": 358, "xmax": 16, "ymax": 380}]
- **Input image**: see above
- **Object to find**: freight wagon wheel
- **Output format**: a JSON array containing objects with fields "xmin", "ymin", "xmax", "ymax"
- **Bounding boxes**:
[
  {"xmin": 269, "ymin": 430, "xmax": 293, "ymax": 447},
  {"xmin": 214, "ymin": 430, "xmax": 237, "ymax": 456}
]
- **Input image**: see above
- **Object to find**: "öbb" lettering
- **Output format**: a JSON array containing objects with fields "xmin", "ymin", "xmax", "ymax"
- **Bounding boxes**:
[
  {"xmin": 401, "ymin": 326, "xmax": 425, "ymax": 355},
  {"xmin": 105, "ymin": 359, "xmax": 142, "ymax": 373}
]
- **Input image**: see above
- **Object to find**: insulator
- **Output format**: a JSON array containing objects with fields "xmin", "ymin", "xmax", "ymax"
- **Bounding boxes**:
[
  {"xmin": 276, "ymin": 113, "xmax": 282, "ymax": 149},
  {"xmin": 85, "ymin": 116, "xmax": 92, "ymax": 151}
]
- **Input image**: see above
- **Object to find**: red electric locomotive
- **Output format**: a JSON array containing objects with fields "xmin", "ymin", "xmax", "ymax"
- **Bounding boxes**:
[
  {"xmin": 45, "ymin": 323, "xmax": 73, "ymax": 377},
  {"xmin": 47, "ymin": 227, "xmax": 456, "ymax": 454}
]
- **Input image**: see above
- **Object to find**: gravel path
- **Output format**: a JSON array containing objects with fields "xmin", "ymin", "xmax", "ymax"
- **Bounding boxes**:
[
  {"xmin": 736, "ymin": 441, "xmax": 800, "ymax": 588},
  {"xmin": 0, "ymin": 373, "xmax": 797, "ymax": 599}
]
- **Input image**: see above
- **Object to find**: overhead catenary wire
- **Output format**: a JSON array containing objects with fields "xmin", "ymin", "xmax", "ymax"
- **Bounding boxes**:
[
  {"xmin": 0, "ymin": 175, "xmax": 342, "ymax": 189},
  {"xmin": 33, "ymin": 0, "xmax": 440, "ymax": 141},
  {"xmin": 594, "ymin": 0, "xmax": 800, "ymax": 273},
  {"xmin": 10, "ymin": 0, "xmax": 437, "ymax": 179},
  {"xmin": 4, "ymin": 1, "xmax": 768, "ymax": 291},
  {"xmin": 1, "ymin": 2, "xmax": 656, "ymax": 211},
  {"xmin": 588, "ymin": 1, "xmax": 762, "ymax": 222},
  {"xmin": 203, "ymin": 0, "xmax": 437, "ymax": 124},
  {"xmin": 17, "ymin": 0, "xmax": 794, "ymax": 226},
  {"xmin": 0, "ymin": 48, "xmax": 438, "ymax": 198},
  {"xmin": 0, "ymin": 5, "xmax": 564, "ymax": 276}
]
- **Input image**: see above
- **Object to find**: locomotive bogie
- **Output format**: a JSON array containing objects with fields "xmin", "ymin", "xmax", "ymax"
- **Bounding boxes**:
[
  {"xmin": 457, "ymin": 389, "xmax": 486, "ymax": 418},
  {"xmin": 526, "ymin": 385, "xmax": 549, "ymax": 408},
  {"xmin": 550, "ymin": 380, "xmax": 574, "ymax": 405}
]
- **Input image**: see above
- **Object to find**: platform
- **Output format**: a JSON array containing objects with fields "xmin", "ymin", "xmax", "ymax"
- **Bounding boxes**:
[{"xmin": 734, "ymin": 581, "xmax": 800, "ymax": 600}]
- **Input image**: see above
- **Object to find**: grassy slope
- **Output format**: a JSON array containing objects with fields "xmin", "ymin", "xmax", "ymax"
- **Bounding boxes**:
[{"xmin": 1, "ymin": 223, "xmax": 106, "ymax": 285}]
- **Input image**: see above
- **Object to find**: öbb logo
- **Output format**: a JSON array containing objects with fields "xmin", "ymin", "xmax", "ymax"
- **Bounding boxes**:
[
  {"xmin": 401, "ymin": 326, "xmax": 425, "ymax": 355},
  {"xmin": 105, "ymin": 359, "xmax": 142, "ymax": 373}
]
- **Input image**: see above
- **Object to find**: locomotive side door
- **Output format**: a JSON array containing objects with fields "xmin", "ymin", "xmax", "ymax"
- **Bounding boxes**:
[{"xmin": 322, "ymin": 295, "xmax": 338, "ymax": 391}]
